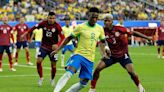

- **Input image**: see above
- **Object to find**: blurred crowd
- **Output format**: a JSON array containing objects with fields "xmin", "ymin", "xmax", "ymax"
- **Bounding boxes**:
[{"xmin": 0, "ymin": 0, "xmax": 163, "ymax": 21}]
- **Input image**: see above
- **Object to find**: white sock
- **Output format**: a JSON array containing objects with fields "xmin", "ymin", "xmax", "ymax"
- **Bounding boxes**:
[
  {"xmin": 61, "ymin": 54, "xmax": 65, "ymax": 66},
  {"xmin": 13, "ymin": 48, "xmax": 16, "ymax": 58},
  {"xmin": 53, "ymin": 71, "xmax": 73, "ymax": 92},
  {"xmin": 66, "ymin": 82, "xmax": 86, "ymax": 92},
  {"xmin": 36, "ymin": 47, "xmax": 39, "ymax": 58}
]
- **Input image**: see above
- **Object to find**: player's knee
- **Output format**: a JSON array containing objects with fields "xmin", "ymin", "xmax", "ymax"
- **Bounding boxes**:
[{"xmin": 37, "ymin": 58, "xmax": 42, "ymax": 63}]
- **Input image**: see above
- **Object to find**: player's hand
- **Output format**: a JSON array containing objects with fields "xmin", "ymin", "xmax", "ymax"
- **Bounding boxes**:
[
  {"xmin": 105, "ymin": 46, "xmax": 111, "ymax": 56},
  {"xmin": 13, "ymin": 43, "xmax": 17, "ymax": 48},
  {"xmin": 147, "ymin": 36, "xmax": 153, "ymax": 40},
  {"xmin": 50, "ymin": 50, "xmax": 58, "ymax": 57},
  {"xmin": 52, "ymin": 44, "xmax": 58, "ymax": 50}
]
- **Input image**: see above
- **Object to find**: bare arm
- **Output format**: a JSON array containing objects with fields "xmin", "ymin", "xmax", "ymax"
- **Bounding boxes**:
[
  {"xmin": 51, "ymin": 35, "xmax": 74, "ymax": 56},
  {"xmin": 132, "ymin": 31, "xmax": 151, "ymax": 40}
]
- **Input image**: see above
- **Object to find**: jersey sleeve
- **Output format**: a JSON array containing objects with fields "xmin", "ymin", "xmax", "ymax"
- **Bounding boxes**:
[
  {"xmin": 99, "ymin": 26, "xmax": 105, "ymax": 40},
  {"xmin": 71, "ymin": 24, "xmax": 81, "ymax": 37},
  {"xmin": 117, "ymin": 26, "xmax": 132, "ymax": 35},
  {"xmin": 28, "ymin": 21, "xmax": 44, "ymax": 33}
]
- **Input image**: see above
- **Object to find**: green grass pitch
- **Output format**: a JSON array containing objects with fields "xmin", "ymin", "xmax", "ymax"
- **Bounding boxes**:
[{"xmin": 0, "ymin": 46, "xmax": 164, "ymax": 92}]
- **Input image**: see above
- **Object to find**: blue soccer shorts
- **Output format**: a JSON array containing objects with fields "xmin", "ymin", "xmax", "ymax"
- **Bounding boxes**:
[
  {"xmin": 66, "ymin": 54, "xmax": 93, "ymax": 80},
  {"xmin": 35, "ymin": 41, "xmax": 41, "ymax": 47},
  {"xmin": 62, "ymin": 44, "xmax": 74, "ymax": 54}
]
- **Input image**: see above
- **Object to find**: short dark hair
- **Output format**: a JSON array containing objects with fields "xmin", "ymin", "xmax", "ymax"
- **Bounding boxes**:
[
  {"xmin": 89, "ymin": 7, "xmax": 99, "ymax": 13},
  {"xmin": 48, "ymin": 12, "xmax": 56, "ymax": 16}
]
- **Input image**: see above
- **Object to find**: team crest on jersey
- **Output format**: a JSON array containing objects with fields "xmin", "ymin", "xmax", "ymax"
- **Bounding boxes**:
[
  {"xmin": 105, "ymin": 35, "xmax": 109, "ymax": 39},
  {"xmin": 44, "ymin": 27, "xmax": 47, "ymax": 30},
  {"xmin": 162, "ymin": 29, "xmax": 164, "ymax": 32},
  {"xmin": 115, "ymin": 32, "xmax": 120, "ymax": 37},
  {"xmin": 52, "ymin": 28, "xmax": 56, "ymax": 32},
  {"xmin": 35, "ymin": 24, "xmax": 39, "ymax": 27},
  {"xmin": 7, "ymin": 27, "xmax": 10, "ymax": 30}
]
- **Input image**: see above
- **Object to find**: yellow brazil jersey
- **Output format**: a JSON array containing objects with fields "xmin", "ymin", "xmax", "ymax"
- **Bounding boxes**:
[
  {"xmin": 33, "ymin": 28, "xmax": 43, "ymax": 42},
  {"xmin": 10, "ymin": 31, "xmax": 17, "ymax": 43},
  {"xmin": 62, "ymin": 26, "xmax": 73, "ymax": 45},
  {"xmin": 72, "ymin": 22, "xmax": 105, "ymax": 62}
]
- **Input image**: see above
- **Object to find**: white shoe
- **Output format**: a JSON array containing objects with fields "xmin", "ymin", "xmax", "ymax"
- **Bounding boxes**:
[
  {"xmin": 138, "ymin": 84, "xmax": 145, "ymax": 92},
  {"xmin": 13, "ymin": 62, "xmax": 18, "ymax": 66},
  {"xmin": 0, "ymin": 68, "xmax": 3, "ymax": 72},
  {"xmin": 50, "ymin": 79, "xmax": 55, "ymax": 86},
  {"xmin": 38, "ymin": 78, "xmax": 44, "ymax": 86},
  {"xmin": 10, "ymin": 68, "xmax": 16, "ymax": 71},
  {"xmin": 27, "ymin": 62, "xmax": 33, "ymax": 66},
  {"xmin": 88, "ymin": 88, "xmax": 96, "ymax": 92}
]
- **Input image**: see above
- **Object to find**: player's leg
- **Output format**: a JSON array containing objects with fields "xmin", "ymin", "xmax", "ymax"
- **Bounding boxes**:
[
  {"xmin": 14, "ymin": 42, "xmax": 21, "ymax": 65},
  {"xmin": 157, "ymin": 40, "xmax": 161, "ymax": 58},
  {"xmin": 162, "ymin": 45, "xmax": 164, "ymax": 59},
  {"xmin": 66, "ymin": 56, "xmax": 93, "ymax": 92},
  {"xmin": 120, "ymin": 54, "xmax": 145, "ymax": 92},
  {"xmin": 37, "ymin": 48, "xmax": 47, "ymax": 86},
  {"xmin": 61, "ymin": 46, "xmax": 67, "ymax": 67},
  {"xmin": 66, "ymin": 78, "xmax": 89, "ymax": 92},
  {"xmin": 53, "ymin": 54, "xmax": 81, "ymax": 92},
  {"xmin": 23, "ymin": 41, "xmax": 33, "ymax": 65},
  {"xmin": 6, "ymin": 46, "xmax": 16, "ymax": 71},
  {"xmin": 35, "ymin": 41, "xmax": 41, "ymax": 58},
  {"xmin": 49, "ymin": 54, "xmax": 58, "ymax": 86},
  {"xmin": 89, "ymin": 57, "xmax": 116, "ymax": 92},
  {"xmin": 0, "ymin": 46, "xmax": 5, "ymax": 72}
]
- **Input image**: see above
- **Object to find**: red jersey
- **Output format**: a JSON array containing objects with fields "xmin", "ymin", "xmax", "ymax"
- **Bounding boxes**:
[
  {"xmin": 158, "ymin": 26, "xmax": 164, "ymax": 40},
  {"xmin": 13, "ymin": 23, "xmax": 29, "ymax": 42},
  {"xmin": 104, "ymin": 26, "xmax": 132, "ymax": 58},
  {"xmin": 28, "ymin": 20, "xmax": 64, "ymax": 51},
  {"xmin": 0, "ymin": 24, "xmax": 13, "ymax": 46}
]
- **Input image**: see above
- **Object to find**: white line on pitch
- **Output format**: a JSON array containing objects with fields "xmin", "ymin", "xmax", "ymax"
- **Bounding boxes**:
[
  {"xmin": 3, "ymin": 64, "xmax": 65, "ymax": 70},
  {"xmin": 0, "ymin": 74, "xmax": 63, "ymax": 78}
]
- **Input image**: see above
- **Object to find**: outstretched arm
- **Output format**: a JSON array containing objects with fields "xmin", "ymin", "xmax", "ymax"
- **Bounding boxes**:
[
  {"xmin": 132, "ymin": 31, "xmax": 152, "ymax": 40},
  {"xmin": 51, "ymin": 35, "xmax": 74, "ymax": 56}
]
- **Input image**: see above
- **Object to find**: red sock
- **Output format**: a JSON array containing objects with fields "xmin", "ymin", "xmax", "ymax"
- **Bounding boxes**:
[
  {"xmin": 0, "ymin": 54, "xmax": 2, "ymax": 68},
  {"xmin": 128, "ymin": 72, "xmax": 140, "ymax": 86},
  {"xmin": 158, "ymin": 48, "xmax": 160, "ymax": 55},
  {"xmin": 51, "ymin": 64, "xmax": 56, "ymax": 80},
  {"xmin": 15, "ymin": 52, "xmax": 18, "ymax": 62},
  {"xmin": 8, "ymin": 54, "xmax": 13, "ymax": 68},
  {"xmin": 91, "ymin": 69, "xmax": 100, "ymax": 89},
  {"xmin": 26, "ymin": 51, "xmax": 30, "ymax": 63},
  {"xmin": 37, "ymin": 62, "xmax": 43, "ymax": 78}
]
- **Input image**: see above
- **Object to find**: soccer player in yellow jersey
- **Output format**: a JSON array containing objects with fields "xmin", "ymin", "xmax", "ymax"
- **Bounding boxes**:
[
  {"xmin": 31, "ymin": 28, "xmax": 43, "ymax": 58},
  {"xmin": 61, "ymin": 15, "xmax": 75, "ymax": 67},
  {"xmin": 51, "ymin": 7, "xmax": 107, "ymax": 92}
]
